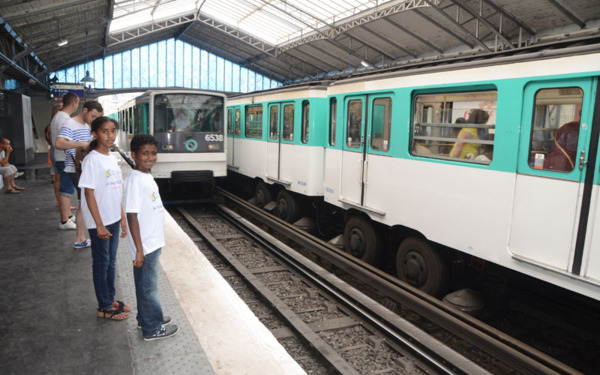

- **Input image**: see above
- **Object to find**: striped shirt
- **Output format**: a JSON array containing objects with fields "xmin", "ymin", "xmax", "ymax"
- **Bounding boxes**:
[{"xmin": 58, "ymin": 118, "xmax": 92, "ymax": 173}]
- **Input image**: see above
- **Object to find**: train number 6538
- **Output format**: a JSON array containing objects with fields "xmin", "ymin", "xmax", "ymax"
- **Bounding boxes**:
[{"xmin": 204, "ymin": 134, "xmax": 224, "ymax": 142}]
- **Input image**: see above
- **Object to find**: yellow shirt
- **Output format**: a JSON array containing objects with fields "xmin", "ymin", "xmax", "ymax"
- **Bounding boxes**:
[{"xmin": 450, "ymin": 128, "xmax": 480, "ymax": 159}]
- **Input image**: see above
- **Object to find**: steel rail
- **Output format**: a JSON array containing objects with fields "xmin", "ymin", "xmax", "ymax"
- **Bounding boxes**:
[
  {"xmin": 179, "ymin": 203, "xmax": 485, "ymax": 374},
  {"xmin": 218, "ymin": 187, "xmax": 582, "ymax": 375},
  {"xmin": 214, "ymin": 204, "xmax": 484, "ymax": 375}
]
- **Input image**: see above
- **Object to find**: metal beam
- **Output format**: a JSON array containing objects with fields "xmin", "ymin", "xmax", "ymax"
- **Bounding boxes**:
[
  {"xmin": 447, "ymin": 0, "xmax": 514, "ymax": 49},
  {"xmin": 481, "ymin": 0, "xmax": 535, "ymax": 35},
  {"xmin": 413, "ymin": 9, "xmax": 475, "ymax": 49},
  {"xmin": 108, "ymin": 13, "xmax": 195, "ymax": 47},
  {"xmin": 1, "ymin": 0, "xmax": 95, "ymax": 23},
  {"xmin": 382, "ymin": 18, "xmax": 443, "ymax": 53},
  {"xmin": 305, "ymin": 43, "xmax": 349, "ymax": 66},
  {"xmin": 420, "ymin": 1, "xmax": 491, "ymax": 52},
  {"xmin": 281, "ymin": 48, "xmax": 337, "ymax": 72},
  {"xmin": 275, "ymin": 0, "xmax": 437, "ymax": 54},
  {"xmin": 545, "ymin": 0, "xmax": 586, "ymax": 28},
  {"xmin": 196, "ymin": 13, "xmax": 275, "ymax": 55},
  {"xmin": 361, "ymin": 25, "xmax": 417, "ymax": 57},
  {"xmin": 103, "ymin": 0, "xmax": 115, "ymax": 58}
]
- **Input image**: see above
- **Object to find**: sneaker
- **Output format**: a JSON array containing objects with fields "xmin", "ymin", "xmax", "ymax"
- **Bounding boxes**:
[
  {"xmin": 143, "ymin": 324, "xmax": 179, "ymax": 341},
  {"xmin": 138, "ymin": 316, "xmax": 172, "ymax": 329},
  {"xmin": 74, "ymin": 239, "xmax": 91, "ymax": 249},
  {"xmin": 59, "ymin": 220, "xmax": 77, "ymax": 230},
  {"xmin": 14, "ymin": 171, "xmax": 24, "ymax": 178},
  {"xmin": 68, "ymin": 215, "xmax": 76, "ymax": 223}
]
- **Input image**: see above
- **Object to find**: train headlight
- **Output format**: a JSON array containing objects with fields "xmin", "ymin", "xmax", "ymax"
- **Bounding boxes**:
[
  {"xmin": 162, "ymin": 144, "xmax": 174, "ymax": 150},
  {"xmin": 208, "ymin": 144, "xmax": 220, "ymax": 151}
]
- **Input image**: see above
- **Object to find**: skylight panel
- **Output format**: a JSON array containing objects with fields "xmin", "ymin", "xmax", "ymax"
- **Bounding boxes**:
[{"xmin": 110, "ymin": 0, "xmax": 395, "ymax": 45}]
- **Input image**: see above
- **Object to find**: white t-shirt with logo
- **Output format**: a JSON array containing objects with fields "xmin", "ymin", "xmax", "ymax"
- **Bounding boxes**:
[
  {"xmin": 50, "ymin": 111, "xmax": 71, "ymax": 162},
  {"xmin": 124, "ymin": 169, "xmax": 165, "ymax": 259},
  {"xmin": 79, "ymin": 150, "xmax": 123, "ymax": 229}
]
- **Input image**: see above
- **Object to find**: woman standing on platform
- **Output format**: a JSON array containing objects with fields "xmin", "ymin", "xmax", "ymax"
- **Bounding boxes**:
[{"xmin": 79, "ymin": 117, "xmax": 131, "ymax": 320}]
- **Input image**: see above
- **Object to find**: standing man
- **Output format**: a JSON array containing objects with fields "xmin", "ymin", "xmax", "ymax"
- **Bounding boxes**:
[
  {"xmin": 51, "ymin": 92, "xmax": 79, "ymax": 229},
  {"xmin": 56, "ymin": 100, "xmax": 103, "ymax": 247}
]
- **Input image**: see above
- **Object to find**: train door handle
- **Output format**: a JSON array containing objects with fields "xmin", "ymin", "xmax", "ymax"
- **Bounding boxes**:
[
  {"xmin": 363, "ymin": 159, "xmax": 368, "ymax": 184},
  {"xmin": 358, "ymin": 159, "xmax": 363, "ymax": 183},
  {"xmin": 579, "ymin": 150, "xmax": 587, "ymax": 171}
]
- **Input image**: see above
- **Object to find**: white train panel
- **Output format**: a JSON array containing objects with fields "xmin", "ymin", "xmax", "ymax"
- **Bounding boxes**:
[
  {"xmin": 509, "ymin": 175, "xmax": 581, "ymax": 272},
  {"xmin": 235, "ymin": 139, "xmax": 267, "ymax": 179},
  {"xmin": 583, "ymin": 187, "xmax": 600, "ymax": 282},
  {"xmin": 278, "ymin": 143, "xmax": 324, "ymax": 196},
  {"xmin": 234, "ymin": 138, "xmax": 325, "ymax": 196}
]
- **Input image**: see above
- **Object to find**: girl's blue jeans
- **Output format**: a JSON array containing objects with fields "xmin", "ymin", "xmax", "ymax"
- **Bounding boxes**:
[
  {"xmin": 134, "ymin": 248, "xmax": 164, "ymax": 337},
  {"xmin": 89, "ymin": 221, "xmax": 121, "ymax": 311}
]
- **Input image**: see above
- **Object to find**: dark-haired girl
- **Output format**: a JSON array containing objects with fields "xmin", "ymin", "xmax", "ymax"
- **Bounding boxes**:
[{"xmin": 79, "ymin": 116, "xmax": 130, "ymax": 320}]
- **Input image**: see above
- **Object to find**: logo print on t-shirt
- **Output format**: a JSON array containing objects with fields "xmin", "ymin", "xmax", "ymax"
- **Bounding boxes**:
[
  {"xmin": 104, "ymin": 169, "xmax": 113, "ymax": 178},
  {"xmin": 150, "ymin": 192, "xmax": 158, "ymax": 202}
]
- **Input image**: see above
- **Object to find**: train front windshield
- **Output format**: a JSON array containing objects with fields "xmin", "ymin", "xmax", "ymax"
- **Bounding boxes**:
[
  {"xmin": 153, "ymin": 93, "xmax": 224, "ymax": 153},
  {"xmin": 154, "ymin": 94, "xmax": 223, "ymax": 133}
]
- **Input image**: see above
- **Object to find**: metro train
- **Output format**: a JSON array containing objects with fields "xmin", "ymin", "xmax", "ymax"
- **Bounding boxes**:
[
  {"xmin": 112, "ymin": 89, "xmax": 227, "ymax": 193},
  {"xmin": 227, "ymin": 44, "xmax": 600, "ymax": 301}
]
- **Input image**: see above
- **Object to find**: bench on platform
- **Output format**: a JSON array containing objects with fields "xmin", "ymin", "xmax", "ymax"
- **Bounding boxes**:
[{"xmin": 1, "ymin": 153, "xmax": 51, "ymax": 191}]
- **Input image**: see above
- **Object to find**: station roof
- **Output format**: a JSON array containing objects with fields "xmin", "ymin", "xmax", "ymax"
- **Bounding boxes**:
[{"xmin": 1, "ymin": 0, "xmax": 599, "ymax": 89}]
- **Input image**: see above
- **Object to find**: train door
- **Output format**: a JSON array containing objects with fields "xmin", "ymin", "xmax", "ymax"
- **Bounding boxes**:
[
  {"xmin": 509, "ymin": 78, "xmax": 599, "ymax": 277},
  {"xmin": 266, "ymin": 102, "xmax": 294, "ymax": 181},
  {"xmin": 340, "ymin": 96, "xmax": 367, "ymax": 205},
  {"xmin": 362, "ymin": 95, "xmax": 393, "ymax": 213}
]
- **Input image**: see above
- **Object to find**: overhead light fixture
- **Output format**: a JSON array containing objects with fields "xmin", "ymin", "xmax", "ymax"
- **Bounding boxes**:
[
  {"xmin": 80, "ymin": 29, "xmax": 95, "ymax": 85},
  {"xmin": 81, "ymin": 71, "xmax": 96, "ymax": 83},
  {"xmin": 360, "ymin": 60, "xmax": 372, "ymax": 68},
  {"xmin": 57, "ymin": 39, "xmax": 68, "ymax": 47}
]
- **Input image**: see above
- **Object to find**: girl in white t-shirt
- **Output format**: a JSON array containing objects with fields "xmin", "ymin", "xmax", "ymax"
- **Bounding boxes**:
[{"xmin": 79, "ymin": 116, "xmax": 130, "ymax": 321}]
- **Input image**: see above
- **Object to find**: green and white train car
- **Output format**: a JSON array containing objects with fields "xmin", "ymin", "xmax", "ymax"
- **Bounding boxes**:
[
  {"xmin": 114, "ymin": 89, "xmax": 227, "ymax": 189},
  {"xmin": 227, "ymin": 45, "xmax": 600, "ymax": 300}
]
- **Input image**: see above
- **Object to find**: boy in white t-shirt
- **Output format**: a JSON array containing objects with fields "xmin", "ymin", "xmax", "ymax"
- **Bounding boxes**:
[{"xmin": 124, "ymin": 134, "xmax": 178, "ymax": 341}]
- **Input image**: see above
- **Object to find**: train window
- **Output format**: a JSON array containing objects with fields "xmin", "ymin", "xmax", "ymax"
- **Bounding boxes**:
[
  {"xmin": 245, "ymin": 105, "xmax": 263, "ymax": 139},
  {"xmin": 227, "ymin": 109, "xmax": 233, "ymax": 135},
  {"xmin": 269, "ymin": 106, "xmax": 279, "ymax": 140},
  {"xmin": 301, "ymin": 100, "xmax": 309, "ymax": 144},
  {"xmin": 528, "ymin": 87, "xmax": 583, "ymax": 172},
  {"xmin": 329, "ymin": 98, "xmax": 337, "ymax": 146},
  {"xmin": 134, "ymin": 106, "xmax": 141, "ymax": 134},
  {"xmin": 235, "ymin": 108, "xmax": 240, "ymax": 136},
  {"xmin": 347, "ymin": 99, "xmax": 362, "ymax": 148},
  {"xmin": 283, "ymin": 104, "xmax": 294, "ymax": 141},
  {"xmin": 371, "ymin": 97, "xmax": 391, "ymax": 151},
  {"xmin": 411, "ymin": 91, "xmax": 497, "ymax": 164}
]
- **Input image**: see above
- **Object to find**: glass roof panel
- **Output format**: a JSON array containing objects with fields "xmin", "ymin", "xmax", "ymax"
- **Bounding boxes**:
[{"xmin": 110, "ymin": 0, "xmax": 394, "ymax": 45}]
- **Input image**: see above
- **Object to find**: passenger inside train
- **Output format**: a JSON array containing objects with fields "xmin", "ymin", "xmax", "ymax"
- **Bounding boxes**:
[{"xmin": 449, "ymin": 109, "xmax": 489, "ymax": 160}]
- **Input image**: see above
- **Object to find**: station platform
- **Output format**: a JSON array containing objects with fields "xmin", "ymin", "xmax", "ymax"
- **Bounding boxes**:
[{"xmin": 0, "ymin": 156, "xmax": 305, "ymax": 375}]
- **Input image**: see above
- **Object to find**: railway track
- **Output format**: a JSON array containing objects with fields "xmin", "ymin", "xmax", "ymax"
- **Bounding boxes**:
[
  {"xmin": 173, "ymin": 188, "xmax": 582, "ymax": 374},
  {"xmin": 176, "ymin": 204, "xmax": 486, "ymax": 374}
]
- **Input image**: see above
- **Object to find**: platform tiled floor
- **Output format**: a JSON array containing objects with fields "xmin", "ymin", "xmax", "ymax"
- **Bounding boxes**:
[{"xmin": 0, "ymin": 170, "xmax": 213, "ymax": 375}]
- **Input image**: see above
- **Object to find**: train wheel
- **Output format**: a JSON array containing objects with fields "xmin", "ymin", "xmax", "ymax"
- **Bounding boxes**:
[
  {"xmin": 396, "ymin": 238, "xmax": 447, "ymax": 296},
  {"xmin": 275, "ymin": 190, "xmax": 299, "ymax": 223},
  {"xmin": 254, "ymin": 182, "xmax": 272, "ymax": 208},
  {"xmin": 343, "ymin": 216, "xmax": 378, "ymax": 264}
]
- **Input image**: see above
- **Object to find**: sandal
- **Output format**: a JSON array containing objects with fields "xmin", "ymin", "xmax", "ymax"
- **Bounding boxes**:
[
  {"xmin": 5, "ymin": 189, "xmax": 20, "ymax": 194},
  {"xmin": 113, "ymin": 300, "xmax": 132, "ymax": 312},
  {"xmin": 97, "ymin": 308, "xmax": 129, "ymax": 321},
  {"xmin": 14, "ymin": 186, "xmax": 24, "ymax": 190}
]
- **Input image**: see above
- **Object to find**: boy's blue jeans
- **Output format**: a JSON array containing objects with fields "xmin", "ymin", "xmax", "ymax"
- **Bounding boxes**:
[
  {"xmin": 89, "ymin": 221, "xmax": 121, "ymax": 311},
  {"xmin": 134, "ymin": 248, "xmax": 164, "ymax": 337}
]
